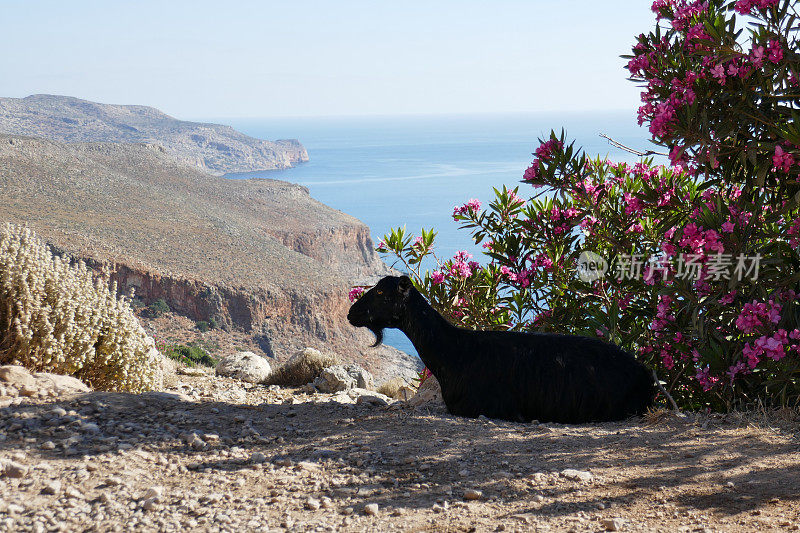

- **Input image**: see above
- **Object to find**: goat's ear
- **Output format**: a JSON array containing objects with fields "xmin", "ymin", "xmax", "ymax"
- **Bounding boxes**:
[{"xmin": 398, "ymin": 276, "xmax": 412, "ymax": 296}]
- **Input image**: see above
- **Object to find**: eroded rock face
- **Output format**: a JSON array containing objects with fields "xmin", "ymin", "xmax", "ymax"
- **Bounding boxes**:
[
  {"xmin": 0, "ymin": 134, "xmax": 419, "ymax": 382},
  {"xmin": 215, "ymin": 352, "xmax": 272, "ymax": 383}
]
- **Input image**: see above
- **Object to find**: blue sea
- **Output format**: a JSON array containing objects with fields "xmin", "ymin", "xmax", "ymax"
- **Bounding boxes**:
[{"xmin": 219, "ymin": 112, "xmax": 662, "ymax": 356}]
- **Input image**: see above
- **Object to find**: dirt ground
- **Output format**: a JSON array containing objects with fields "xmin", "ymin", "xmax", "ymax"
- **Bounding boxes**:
[{"xmin": 2, "ymin": 366, "xmax": 800, "ymax": 532}]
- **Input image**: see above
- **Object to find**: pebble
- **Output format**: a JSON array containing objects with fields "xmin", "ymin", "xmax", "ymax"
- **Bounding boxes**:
[
  {"xmin": 142, "ymin": 486, "xmax": 163, "ymax": 501},
  {"xmin": 602, "ymin": 517, "xmax": 626, "ymax": 531},
  {"xmin": 561, "ymin": 469, "xmax": 593, "ymax": 483},
  {"xmin": 463, "ymin": 489, "xmax": 483, "ymax": 500},
  {"xmin": 364, "ymin": 503, "xmax": 379, "ymax": 516},
  {"xmin": 250, "ymin": 452, "xmax": 267, "ymax": 463},
  {"xmin": 42, "ymin": 480, "xmax": 62, "ymax": 495},
  {"xmin": 3, "ymin": 461, "xmax": 28, "ymax": 478},
  {"xmin": 305, "ymin": 497, "xmax": 321, "ymax": 510}
]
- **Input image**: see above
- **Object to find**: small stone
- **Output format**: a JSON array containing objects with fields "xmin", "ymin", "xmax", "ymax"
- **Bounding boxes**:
[
  {"xmin": 190, "ymin": 436, "xmax": 206, "ymax": 450},
  {"xmin": 305, "ymin": 497, "xmax": 321, "ymax": 510},
  {"xmin": 40, "ymin": 441, "xmax": 56, "ymax": 450},
  {"xmin": 142, "ymin": 486, "xmax": 163, "ymax": 501},
  {"xmin": 561, "ymin": 469, "xmax": 593, "ymax": 483},
  {"xmin": 342, "ymin": 507, "xmax": 354, "ymax": 516},
  {"xmin": 19, "ymin": 385, "xmax": 38, "ymax": 397},
  {"xmin": 3, "ymin": 461, "xmax": 28, "ymax": 478},
  {"xmin": 463, "ymin": 489, "xmax": 483, "ymax": 501},
  {"xmin": 178, "ymin": 366, "xmax": 206, "ymax": 376},
  {"xmin": 273, "ymin": 457, "xmax": 293, "ymax": 467},
  {"xmin": 532, "ymin": 495, "xmax": 545, "ymax": 503},
  {"xmin": 142, "ymin": 497, "xmax": 158, "ymax": 511},
  {"xmin": 64, "ymin": 487, "xmax": 83, "ymax": 499},
  {"xmin": 601, "ymin": 518, "xmax": 625, "ymax": 531},
  {"xmin": 42, "ymin": 480, "xmax": 62, "ymax": 495},
  {"xmin": 363, "ymin": 503, "xmax": 379, "ymax": 516},
  {"xmin": 250, "ymin": 452, "xmax": 267, "ymax": 464}
]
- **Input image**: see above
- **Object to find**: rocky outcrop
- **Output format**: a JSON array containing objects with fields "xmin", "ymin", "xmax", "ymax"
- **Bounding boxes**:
[
  {"xmin": 0, "ymin": 134, "xmax": 419, "ymax": 382},
  {"xmin": 0, "ymin": 94, "xmax": 309, "ymax": 175}
]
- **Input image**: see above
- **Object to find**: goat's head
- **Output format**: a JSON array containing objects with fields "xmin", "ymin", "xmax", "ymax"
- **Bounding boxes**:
[{"xmin": 347, "ymin": 275, "xmax": 413, "ymax": 346}]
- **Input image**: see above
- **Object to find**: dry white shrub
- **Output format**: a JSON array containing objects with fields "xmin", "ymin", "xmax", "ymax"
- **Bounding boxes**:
[{"xmin": 0, "ymin": 223, "xmax": 162, "ymax": 392}]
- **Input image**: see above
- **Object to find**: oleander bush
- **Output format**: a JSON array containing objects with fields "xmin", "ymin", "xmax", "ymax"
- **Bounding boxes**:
[
  {"xmin": 158, "ymin": 342, "xmax": 218, "ymax": 367},
  {"xmin": 0, "ymin": 223, "xmax": 163, "ymax": 392},
  {"xmin": 370, "ymin": 0, "xmax": 800, "ymax": 410}
]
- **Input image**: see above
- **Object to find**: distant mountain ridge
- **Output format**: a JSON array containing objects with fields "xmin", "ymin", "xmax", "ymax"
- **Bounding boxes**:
[{"xmin": 0, "ymin": 94, "xmax": 308, "ymax": 175}]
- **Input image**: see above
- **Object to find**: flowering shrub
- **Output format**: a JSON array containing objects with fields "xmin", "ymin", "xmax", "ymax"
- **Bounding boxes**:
[
  {"xmin": 369, "ymin": 0, "xmax": 800, "ymax": 410},
  {"xmin": 0, "ymin": 224, "xmax": 163, "ymax": 392}
]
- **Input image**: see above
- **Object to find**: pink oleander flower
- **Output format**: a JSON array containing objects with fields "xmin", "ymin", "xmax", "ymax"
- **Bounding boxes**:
[
  {"xmin": 710, "ymin": 63, "xmax": 726, "ymax": 84},
  {"xmin": 453, "ymin": 198, "xmax": 482, "ymax": 218},
  {"xmin": 721, "ymin": 220, "xmax": 735, "ymax": 233},
  {"xmin": 695, "ymin": 365, "xmax": 719, "ymax": 392},
  {"xmin": 523, "ymin": 162, "xmax": 540, "ymax": 182},
  {"xmin": 535, "ymin": 139, "xmax": 563, "ymax": 160},
  {"xmin": 431, "ymin": 271, "xmax": 445, "ymax": 285},
  {"xmin": 767, "ymin": 39, "xmax": 783, "ymax": 63},
  {"xmin": 507, "ymin": 191, "xmax": 525, "ymax": 206},
  {"xmin": 773, "ymin": 145, "xmax": 794, "ymax": 172},
  {"xmin": 348, "ymin": 287, "xmax": 366, "ymax": 303}
]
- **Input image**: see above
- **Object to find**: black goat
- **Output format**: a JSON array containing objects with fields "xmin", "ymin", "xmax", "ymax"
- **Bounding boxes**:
[{"xmin": 348, "ymin": 275, "xmax": 655, "ymax": 423}]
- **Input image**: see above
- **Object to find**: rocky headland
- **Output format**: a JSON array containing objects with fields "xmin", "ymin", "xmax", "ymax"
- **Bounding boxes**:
[
  {"xmin": 0, "ymin": 95, "xmax": 308, "ymax": 175},
  {"xmin": 0, "ymin": 133, "xmax": 418, "ymax": 382}
]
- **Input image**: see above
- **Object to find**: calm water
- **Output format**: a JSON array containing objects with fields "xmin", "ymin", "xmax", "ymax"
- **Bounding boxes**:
[{"xmin": 219, "ymin": 112, "xmax": 661, "ymax": 356}]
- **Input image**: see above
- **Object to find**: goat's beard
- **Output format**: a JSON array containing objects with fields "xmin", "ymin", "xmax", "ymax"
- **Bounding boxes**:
[{"xmin": 369, "ymin": 327, "xmax": 384, "ymax": 347}]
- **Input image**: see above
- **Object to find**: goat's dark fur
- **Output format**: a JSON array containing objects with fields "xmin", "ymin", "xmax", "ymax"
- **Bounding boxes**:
[{"xmin": 348, "ymin": 275, "xmax": 655, "ymax": 424}]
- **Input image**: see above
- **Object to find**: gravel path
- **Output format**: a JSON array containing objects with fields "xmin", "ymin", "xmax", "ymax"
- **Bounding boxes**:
[{"xmin": 2, "ymin": 368, "xmax": 800, "ymax": 532}]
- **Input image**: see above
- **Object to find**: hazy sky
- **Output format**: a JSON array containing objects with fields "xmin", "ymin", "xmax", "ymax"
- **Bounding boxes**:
[{"xmin": 1, "ymin": 1, "xmax": 657, "ymax": 119}]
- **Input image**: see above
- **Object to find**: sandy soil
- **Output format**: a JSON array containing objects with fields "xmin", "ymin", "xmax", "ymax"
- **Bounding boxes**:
[{"xmin": 2, "ymin": 367, "xmax": 800, "ymax": 532}]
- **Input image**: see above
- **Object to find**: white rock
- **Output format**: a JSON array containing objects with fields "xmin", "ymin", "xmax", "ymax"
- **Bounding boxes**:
[
  {"xmin": 42, "ymin": 480, "xmax": 61, "ymax": 495},
  {"xmin": 313, "ymin": 364, "xmax": 374, "ymax": 393},
  {"xmin": 0, "ymin": 365, "xmax": 37, "ymax": 388},
  {"xmin": 34, "ymin": 372, "xmax": 90, "ymax": 393},
  {"xmin": 305, "ymin": 497, "xmax": 321, "ymax": 510},
  {"xmin": 602, "ymin": 517, "xmax": 626, "ymax": 531},
  {"xmin": 363, "ymin": 503, "xmax": 379, "ymax": 516},
  {"xmin": 561, "ymin": 469, "xmax": 593, "ymax": 483},
  {"xmin": 215, "ymin": 352, "xmax": 272, "ymax": 383}
]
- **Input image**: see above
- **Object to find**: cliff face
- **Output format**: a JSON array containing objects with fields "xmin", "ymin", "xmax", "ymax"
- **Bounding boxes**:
[
  {"xmin": 0, "ymin": 94, "xmax": 309, "ymax": 175},
  {"xmin": 0, "ymin": 134, "xmax": 416, "ymax": 382}
]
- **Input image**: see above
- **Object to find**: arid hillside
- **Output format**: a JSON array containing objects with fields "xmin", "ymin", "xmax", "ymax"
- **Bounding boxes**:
[{"xmin": 0, "ymin": 134, "xmax": 418, "ymax": 381}]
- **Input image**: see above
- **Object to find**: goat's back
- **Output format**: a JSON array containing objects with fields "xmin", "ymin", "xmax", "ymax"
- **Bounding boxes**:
[{"xmin": 436, "ymin": 329, "xmax": 654, "ymax": 424}]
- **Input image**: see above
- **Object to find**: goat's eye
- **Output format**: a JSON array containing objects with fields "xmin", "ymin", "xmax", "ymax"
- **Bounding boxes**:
[{"xmin": 376, "ymin": 291, "xmax": 383, "ymax": 295}]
